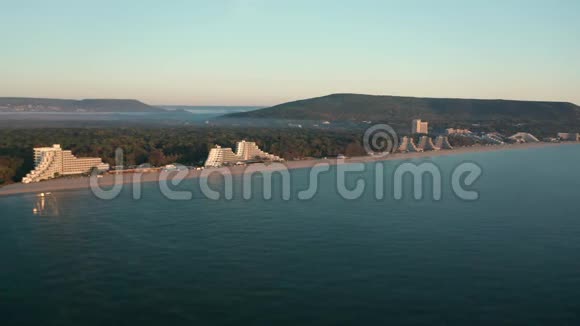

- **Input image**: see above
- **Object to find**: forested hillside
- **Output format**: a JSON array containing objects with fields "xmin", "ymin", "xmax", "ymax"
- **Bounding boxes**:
[{"xmin": 226, "ymin": 93, "xmax": 580, "ymax": 123}]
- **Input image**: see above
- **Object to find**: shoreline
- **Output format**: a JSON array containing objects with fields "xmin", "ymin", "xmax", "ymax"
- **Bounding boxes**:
[{"xmin": 0, "ymin": 142, "xmax": 575, "ymax": 197}]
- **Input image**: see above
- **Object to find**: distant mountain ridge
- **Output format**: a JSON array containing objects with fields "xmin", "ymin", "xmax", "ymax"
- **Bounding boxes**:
[
  {"xmin": 225, "ymin": 93, "xmax": 580, "ymax": 122},
  {"xmin": 0, "ymin": 97, "xmax": 161, "ymax": 112}
]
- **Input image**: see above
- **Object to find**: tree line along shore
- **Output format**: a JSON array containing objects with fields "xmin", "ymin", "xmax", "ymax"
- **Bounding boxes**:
[{"xmin": 0, "ymin": 126, "xmax": 573, "ymax": 187}]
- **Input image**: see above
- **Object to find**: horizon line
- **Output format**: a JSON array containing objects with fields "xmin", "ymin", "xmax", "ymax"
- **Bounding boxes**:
[{"xmin": 1, "ymin": 93, "xmax": 578, "ymax": 107}]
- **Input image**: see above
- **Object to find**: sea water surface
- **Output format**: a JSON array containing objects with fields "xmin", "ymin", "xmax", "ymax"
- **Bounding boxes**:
[{"xmin": 1, "ymin": 145, "xmax": 580, "ymax": 325}]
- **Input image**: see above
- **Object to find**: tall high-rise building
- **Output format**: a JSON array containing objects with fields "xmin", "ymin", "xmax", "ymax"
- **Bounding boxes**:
[
  {"xmin": 205, "ymin": 141, "xmax": 283, "ymax": 167},
  {"xmin": 22, "ymin": 144, "xmax": 109, "ymax": 183},
  {"xmin": 412, "ymin": 119, "xmax": 429, "ymax": 134},
  {"xmin": 235, "ymin": 140, "xmax": 282, "ymax": 161},
  {"xmin": 204, "ymin": 145, "xmax": 240, "ymax": 167}
]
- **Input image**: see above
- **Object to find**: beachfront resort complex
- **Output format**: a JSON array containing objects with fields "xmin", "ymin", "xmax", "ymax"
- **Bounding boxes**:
[
  {"xmin": 205, "ymin": 140, "xmax": 283, "ymax": 167},
  {"xmin": 398, "ymin": 119, "xmax": 580, "ymax": 152},
  {"xmin": 15, "ymin": 121, "xmax": 579, "ymax": 184},
  {"xmin": 22, "ymin": 145, "xmax": 109, "ymax": 183}
]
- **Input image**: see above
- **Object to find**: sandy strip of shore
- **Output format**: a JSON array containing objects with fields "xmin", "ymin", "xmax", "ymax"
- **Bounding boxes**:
[{"xmin": 0, "ymin": 142, "xmax": 574, "ymax": 197}]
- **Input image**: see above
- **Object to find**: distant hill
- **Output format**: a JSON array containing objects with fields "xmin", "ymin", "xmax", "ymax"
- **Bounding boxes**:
[
  {"xmin": 225, "ymin": 94, "xmax": 580, "ymax": 122},
  {"xmin": 0, "ymin": 98, "xmax": 161, "ymax": 112}
]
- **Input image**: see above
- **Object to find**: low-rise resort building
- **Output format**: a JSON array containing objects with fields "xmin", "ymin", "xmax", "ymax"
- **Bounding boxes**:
[
  {"xmin": 22, "ymin": 144, "xmax": 109, "ymax": 183},
  {"xmin": 418, "ymin": 136, "xmax": 440, "ymax": 151},
  {"xmin": 509, "ymin": 133, "xmax": 540, "ymax": 143},
  {"xmin": 398, "ymin": 136, "xmax": 422, "ymax": 153},
  {"xmin": 435, "ymin": 136, "xmax": 454, "ymax": 150},
  {"xmin": 445, "ymin": 128, "xmax": 472, "ymax": 135},
  {"xmin": 557, "ymin": 133, "xmax": 580, "ymax": 141}
]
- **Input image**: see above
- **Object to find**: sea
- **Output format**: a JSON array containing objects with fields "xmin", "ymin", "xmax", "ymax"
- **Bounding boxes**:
[{"xmin": 1, "ymin": 145, "xmax": 580, "ymax": 325}]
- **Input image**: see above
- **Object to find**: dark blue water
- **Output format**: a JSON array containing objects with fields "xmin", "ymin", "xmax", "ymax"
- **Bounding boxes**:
[{"xmin": 1, "ymin": 145, "xmax": 580, "ymax": 325}]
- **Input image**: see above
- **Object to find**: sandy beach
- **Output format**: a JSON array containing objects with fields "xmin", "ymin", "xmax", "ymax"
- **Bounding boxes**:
[{"xmin": 0, "ymin": 142, "xmax": 575, "ymax": 197}]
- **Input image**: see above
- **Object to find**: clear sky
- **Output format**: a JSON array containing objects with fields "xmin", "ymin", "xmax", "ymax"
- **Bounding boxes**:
[{"xmin": 1, "ymin": 0, "xmax": 579, "ymax": 106}]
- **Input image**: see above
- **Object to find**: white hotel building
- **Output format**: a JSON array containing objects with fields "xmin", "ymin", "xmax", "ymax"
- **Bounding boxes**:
[
  {"xmin": 204, "ymin": 145, "xmax": 240, "ymax": 167},
  {"xmin": 412, "ymin": 119, "xmax": 429, "ymax": 134},
  {"xmin": 205, "ymin": 140, "xmax": 283, "ymax": 167},
  {"xmin": 22, "ymin": 144, "xmax": 109, "ymax": 183}
]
